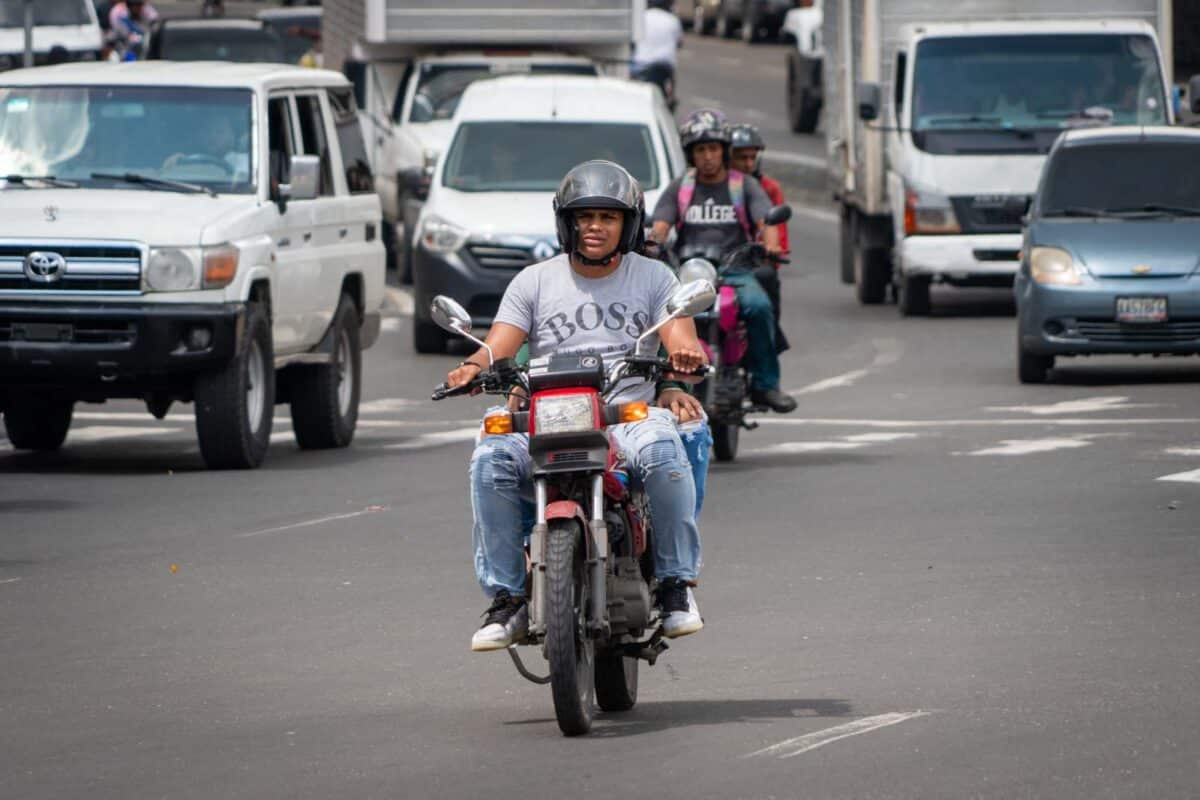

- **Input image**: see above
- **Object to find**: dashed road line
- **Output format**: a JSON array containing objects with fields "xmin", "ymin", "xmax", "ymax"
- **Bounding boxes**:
[
  {"xmin": 787, "ymin": 338, "xmax": 903, "ymax": 396},
  {"xmin": 0, "ymin": 577, "xmax": 21, "ymax": 585},
  {"xmin": 1157, "ymin": 468, "xmax": 1200, "ymax": 484},
  {"xmin": 959, "ymin": 435, "xmax": 1100, "ymax": 456},
  {"xmin": 235, "ymin": 505, "xmax": 389, "ymax": 539},
  {"xmin": 743, "ymin": 711, "xmax": 931, "ymax": 760},
  {"xmin": 985, "ymin": 396, "xmax": 1158, "ymax": 416}
]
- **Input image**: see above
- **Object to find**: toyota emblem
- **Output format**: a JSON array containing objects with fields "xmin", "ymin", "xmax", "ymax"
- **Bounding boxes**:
[{"xmin": 24, "ymin": 251, "xmax": 67, "ymax": 283}]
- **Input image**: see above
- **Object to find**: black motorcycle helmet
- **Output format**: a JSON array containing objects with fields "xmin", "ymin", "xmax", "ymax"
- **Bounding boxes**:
[
  {"xmin": 679, "ymin": 108, "xmax": 731, "ymax": 167},
  {"xmin": 553, "ymin": 160, "xmax": 645, "ymax": 266},
  {"xmin": 729, "ymin": 123, "xmax": 766, "ymax": 176}
]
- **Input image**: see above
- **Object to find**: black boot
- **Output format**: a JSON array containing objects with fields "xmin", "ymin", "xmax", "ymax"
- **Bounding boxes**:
[{"xmin": 750, "ymin": 387, "xmax": 797, "ymax": 414}]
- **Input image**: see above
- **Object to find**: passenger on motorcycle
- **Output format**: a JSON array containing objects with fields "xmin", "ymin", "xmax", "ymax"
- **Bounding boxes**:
[
  {"xmin": 444, "ymin": 161, "xmax": 709, "ymax": 652},
  {"xmin": 650, "ymin": 110, "xmax": 798, "ymax": 413},
  {"xmin": 108, "ymin": 0, "xmax": 157, "ymax": 52}
]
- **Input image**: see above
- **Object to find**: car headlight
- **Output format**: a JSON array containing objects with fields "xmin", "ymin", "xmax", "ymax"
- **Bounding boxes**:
[
  {"xmin": 1029, "ymin": 246, "xmax": 1082, "ymax": 286},
  {"xmin": 419, "ymin": 214, "xmax": 468, "ymax": 254},
  {"xmin": 145, "ymin": 247, "xmax": 200, "ymax": 291},
  {"xmin": 533, "ymin": 392, "xmax": 598, "ymax": 435},
  {"xmin": 904, "ymin": 183, "xmax": 961, "ymax": 235},
  {"xmin": 678, "ymin": 258, "xmax": 718, "ymax": 289}
]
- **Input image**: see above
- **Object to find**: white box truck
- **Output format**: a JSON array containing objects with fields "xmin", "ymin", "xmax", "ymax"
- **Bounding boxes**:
[
  {"xmin": 325, "ymin": 0, "xmax": 642, "ymax": 280},
  {"xmin": 823, "ymin": 0, "xmax": 1184, "ymax": 314}
]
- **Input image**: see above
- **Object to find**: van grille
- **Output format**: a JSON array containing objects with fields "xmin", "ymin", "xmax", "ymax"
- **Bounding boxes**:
[{"xmin": 0, "ymin": 242, "xmax": 143, "ymax": 295}]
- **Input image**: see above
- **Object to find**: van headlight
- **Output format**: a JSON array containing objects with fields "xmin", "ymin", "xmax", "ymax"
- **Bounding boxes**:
[
  {"xmin": 1030, "ymin": 246, "xmax": 1082, "ymax": 286},
  {"xmin": 419, "ymin": 215, "xmax": 468, "ymax": 254},
  {"xmin": 145, "ymin": 248, "xmax": 201, "ymax": 291}
]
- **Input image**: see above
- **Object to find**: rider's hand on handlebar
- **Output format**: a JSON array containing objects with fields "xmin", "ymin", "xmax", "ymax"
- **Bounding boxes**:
[
  {"xmin": 657, "ymin": 388, "xmax": 704, "ymax": 425},
  {"xmin": 667, "ymin": 347, "xmax": 706, "ymax": 373},
  {"xmin": 446, "ymin": 361, "xmax": 483, "ymax": 393}
]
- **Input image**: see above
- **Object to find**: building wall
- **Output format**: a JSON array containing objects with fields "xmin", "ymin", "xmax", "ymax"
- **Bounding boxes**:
[{"xmin": 322, "ymin": 0, "xmax": 365, "ymax": 74}]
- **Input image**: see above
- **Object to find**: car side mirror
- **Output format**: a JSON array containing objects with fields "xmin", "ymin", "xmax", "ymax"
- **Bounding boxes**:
[
  {"xmin": 1190, "ymin": 74, "xmax": 1200, "ymax": 115},
  {"xmin": 857, "ymin": 81, "xmax": 882, "ymax": 121},
  {"xmin": 668, "ymin": 279, "xmax": 717, "ymax": 318},
  {"xmin": 764, "ymin": 204, "xmax": 792, "ymax": 226}
]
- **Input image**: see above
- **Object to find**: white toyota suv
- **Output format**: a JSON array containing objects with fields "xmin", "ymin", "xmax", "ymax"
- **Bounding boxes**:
[{"xmin": 0, "ymin": 62, "xmax": 385, "ymax": 469}]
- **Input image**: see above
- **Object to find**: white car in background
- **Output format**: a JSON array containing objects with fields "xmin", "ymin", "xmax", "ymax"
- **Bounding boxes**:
[
  {"xmin": 0, "ymin": 0, "xmax": 103, "ymax": 71},
  {"xmin": 410, "ymin": 74, "xmax": 686, "ymax": 352}
]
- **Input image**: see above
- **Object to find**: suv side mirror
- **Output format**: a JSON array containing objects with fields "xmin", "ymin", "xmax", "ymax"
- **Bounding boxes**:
[
  {"xmin": 857, "ymin": 82, "xmax": 882, "ymax": 121},
  {"xmin": 282, "ymin": 154, "xmax": 320, "ymax": 202},
  {"xmin": 1190, "ymin": 74, "xmax": 1200, "ymax": 115}
]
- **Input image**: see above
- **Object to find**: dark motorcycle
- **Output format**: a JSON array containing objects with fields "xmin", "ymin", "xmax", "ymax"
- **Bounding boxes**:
[
  {"xmin": 429, "ymin": 280, "xmax": 714, "ymax": 736},
  {"xmin": 632, "ymin": 61, "xmax": 677, "ymax": 111},
  {"xmin": 675, "ymin": 205, "xmax": 791, "ymax": 461}
]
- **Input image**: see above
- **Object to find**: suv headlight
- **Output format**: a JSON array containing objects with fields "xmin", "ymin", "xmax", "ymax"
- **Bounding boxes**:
[
  {"xmin": 419, "ymin": 215, "xmax": 468, "ymax": 254},
  {"xmin": 145, "ymin": 247, "xmax": 200, "ymax": 291},
  {"xmin": 1029, "ymin": 246, "xmax": 1082, "ymax": 286},
  {"xmin": 904, "ymin": 183, "xmax": 961, "ymax": 235}
]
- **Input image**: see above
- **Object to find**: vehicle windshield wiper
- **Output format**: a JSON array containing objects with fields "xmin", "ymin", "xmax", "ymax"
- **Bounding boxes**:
[
  {"xmin": 90, "ymin": 171, "xmax": 216, "ymax": 197},
  {"xmin": 921, "ymin": 113, "xmax": 1003, "ymax": 128},
  {"xmin": 3, "ymin": 174, "xmax": 79, "ymax": 188},
  {"xmin": 1106, "ymin": 204, "xmax": 1200, "ymax": 217},
  {"xmin": 1040, "ymin": 207, "xmax": 1116, "ymax": 218}
]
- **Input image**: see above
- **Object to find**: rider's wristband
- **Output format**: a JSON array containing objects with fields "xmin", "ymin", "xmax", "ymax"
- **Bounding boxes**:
[{"xmin": 457, "ymin": 360, "xmax": 485, "ymax": 372}]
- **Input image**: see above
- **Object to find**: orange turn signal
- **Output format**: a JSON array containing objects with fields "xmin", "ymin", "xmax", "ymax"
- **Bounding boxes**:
[
  {"xmin": 484, "ymin": 412, "xmax": 514, "ymax": 435},
  {"xmin": 618, "ymin": 401, "xmax": 649, "ymax": 423},
  {"xmin": 202, "ymin": 244, "xmax": 239, "ymax": 289}
]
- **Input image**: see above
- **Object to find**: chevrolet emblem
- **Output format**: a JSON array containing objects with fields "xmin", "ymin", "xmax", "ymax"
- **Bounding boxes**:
[{"xmin": 1131, "ymin": 264, "xmax": 1152, "ymax": 275}]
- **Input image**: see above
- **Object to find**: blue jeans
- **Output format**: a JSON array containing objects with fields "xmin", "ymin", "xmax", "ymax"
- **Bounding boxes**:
[
  {"xmin": 678, "ymin": 418, "xmax": 712, "ymax": 516},
  {"xmin": 723, "ymin": 271, "xmax": 780, "ymax": 391},
  {"xmin": 469, "ymin": 407, "xmax": 702, "ymax": 598}
]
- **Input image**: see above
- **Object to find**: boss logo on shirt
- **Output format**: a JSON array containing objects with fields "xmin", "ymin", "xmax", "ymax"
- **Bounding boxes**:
[{"xmin": 538, "ymin": 302, "xmax": 650, "ymax": 345}]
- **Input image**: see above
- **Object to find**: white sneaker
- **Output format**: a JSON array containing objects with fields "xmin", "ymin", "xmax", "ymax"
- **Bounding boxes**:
[
  {"xmin": 470, "ymin": 591, "xmax": 528, "ymax": 652},
  {"xmin": 658, "ymin": 578, "xmax": 703, "ymax": 638}
]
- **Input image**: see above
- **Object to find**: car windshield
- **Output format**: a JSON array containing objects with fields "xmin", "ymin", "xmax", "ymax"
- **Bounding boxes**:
[
  {"xmin": 442, "ymin": 122, "xmax": 659, "ymax": 193},
  {"xmin": 0, "ymin": 86, "xmax": 255, "ymax": 193},
  {"xmin": 156, "ymin": 26, "xmax": 285, "ymax": 63},
  {"xmin": 260, "ymin": 14, "xmax": 320, "ymax": 64},
  {"xmin": 1039, "ymin": 142, "xmax": 1200, "ymax": 216},
  {"xmin": 911, "ymin": 34, "xmax": 1167, "ymax": 154},
  {"xmin": 0, "ymin": 0, "xmax": 90, "ymax": 27},
  {"xmin": 406, "ymin": 62, "xmax": 598, "ymax": 123}
]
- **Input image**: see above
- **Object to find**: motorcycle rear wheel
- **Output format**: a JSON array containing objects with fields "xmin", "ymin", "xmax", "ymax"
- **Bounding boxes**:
[
  {"xmin": 546, "ymin": 519, "xmax": 595, "ymax": 736},
  {"xmin": 712, "ymin": 420, "xmax": 739, "ymax": 462},
  {"xmin": 595, "ymin": 650, "xmax": 638, "ymax": 712}
]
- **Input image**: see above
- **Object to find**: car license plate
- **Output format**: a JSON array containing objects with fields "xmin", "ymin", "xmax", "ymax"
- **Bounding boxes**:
[
  {"xmin": 1116, "ymin": 296, "xmax": 1167, "ymax": 324},
  {"xmin": 13, "ymin": 322, "xmax": 72, "ymax": 341}
]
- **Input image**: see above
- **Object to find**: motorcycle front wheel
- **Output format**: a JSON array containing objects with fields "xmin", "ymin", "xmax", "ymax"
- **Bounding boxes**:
[
  {"xmin": 712, "ymin": 420, "xmax": 740, "ymax": 462},
  {"xmin": 546, "ymin": 519, "xmax": 595, "ymax": 735}
]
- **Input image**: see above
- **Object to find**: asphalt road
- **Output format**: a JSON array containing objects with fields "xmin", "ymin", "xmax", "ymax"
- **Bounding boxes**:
[{"xmin": 5, "ymin": 33, "xmax": 1200, "ymax": 800}]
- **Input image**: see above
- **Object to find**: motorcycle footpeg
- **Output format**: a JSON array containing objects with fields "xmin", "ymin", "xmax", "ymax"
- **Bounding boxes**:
[{"xmin": 741, "ymin": 419, "xmax": 760, "ymax": 431}]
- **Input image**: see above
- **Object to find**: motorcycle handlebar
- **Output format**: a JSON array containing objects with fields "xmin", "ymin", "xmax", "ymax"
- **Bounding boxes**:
[{"xmin": 431, "ymin": 378, "xmax": 480, "ymax": 401}]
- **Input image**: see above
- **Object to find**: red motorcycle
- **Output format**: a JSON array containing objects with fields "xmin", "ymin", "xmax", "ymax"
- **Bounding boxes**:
[{"xmin": 429, "ymin": 280, "xmax": 714, "ymax": 736}]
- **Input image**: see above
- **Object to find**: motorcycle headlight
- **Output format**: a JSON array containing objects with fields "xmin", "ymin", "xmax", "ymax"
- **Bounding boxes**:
[
  {"xmin": 145, "ymin": 247, "xmax": 201, "ymax": 292},
  {"xmin": 678, "ymin": 258, "xmax": 718, "ymax": 289},
  {"xmin": 533, "ymin": 392, "xmax": 598, "ymax": 435},
  {"xmin": 1030, "ymin": 246, "xmax": 1082, "ymax": 286},
  {"xmin": 419, "ymin": 214, "xmax": 469, "ymax": 254},
  {"xmin": 904, "ymin": 183, "xmax": 961, "ymax": 235}
]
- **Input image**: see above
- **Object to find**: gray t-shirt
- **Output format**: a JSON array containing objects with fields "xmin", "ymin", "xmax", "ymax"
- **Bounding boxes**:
[
  {"xmin": 494, "ymin": 252, "xmax": 679, "ymax": 404},
  {"xmin": 651, "ymin": 172, "xmax": 772, "ymax": 256}
]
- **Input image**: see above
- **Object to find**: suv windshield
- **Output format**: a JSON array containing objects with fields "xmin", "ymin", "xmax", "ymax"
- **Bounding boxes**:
[
  {"xmin": 0, "ymin": 0, "xmax": 90, "ymax": 27},
  {"xmin": 405, "ymin": 62, "xmax": 598, "ymax": 123},
  {"xmin": 154, "ymin": 26, "xmax": 285, "ymax": 63},
  {"xmin": 911, "ymin": 34, "xmax": 1167, "ymax": 155},
  {"xmin": 0, "ymin": 86, "xmax": 254, "ymax": 193},
  {"xmin": 442, "ymin": 122, "xmax": 658, "ymax": 193},
  {"xmin": 1039, "ymin": 142, "xmax": 1200, "ymax": 216}
]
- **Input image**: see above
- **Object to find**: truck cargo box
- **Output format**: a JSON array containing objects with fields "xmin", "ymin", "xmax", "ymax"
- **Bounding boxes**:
[{"xmin": 364, "ymin": 0, "xmax": 641, "ymax": 47}]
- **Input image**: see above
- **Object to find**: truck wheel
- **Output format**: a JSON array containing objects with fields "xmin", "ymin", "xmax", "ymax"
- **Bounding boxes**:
[
  {"xmin": 413, "ymin": 316, "xmax": 448, "ymax": 354},
  {"xmin": 897, "ymin": 274, "xmax": 932, "ymax": 316},
  {"xmin": 839, "ymin": 209, "xmax": 855, "ymax": 284},
  {"xmin": 1018, "ymin": 347, "xmax": 1054, "ymax": 384},
  {"xmin": 290, "ymin": 294, "xmax": 361, "ymax": 450},
  {"xmin": 854, "ymin": 242, "xmax": 890, "ymax": 305},
  {"xmin": 194, "ymin": 302, "xmax": 274, "ymax": 470},
  {"xmin": 595, "ymin": 650, "xmax": 638, "ymax": 712},
  {"xmin": 4, "ymin": 394, "xmax": 73, "ymax": 451}
]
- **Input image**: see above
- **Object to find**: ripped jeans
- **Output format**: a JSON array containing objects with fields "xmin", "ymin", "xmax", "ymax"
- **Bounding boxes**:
[{"xmin": 469, "ymin": 407, "xmax": 703, "ymax": 598}]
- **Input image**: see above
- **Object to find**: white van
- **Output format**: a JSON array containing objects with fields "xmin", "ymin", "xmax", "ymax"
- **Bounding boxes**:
[
  {"xmin": 409, "ymin": 75, "xmax": 685, "ymax": 352},
  {"xmin": 0, "ymin": 62, "xmax": 385, "ymax": 469},
  {"xmin": 0, "ymin": 0, "xmax": 103, "ymax": 70}
]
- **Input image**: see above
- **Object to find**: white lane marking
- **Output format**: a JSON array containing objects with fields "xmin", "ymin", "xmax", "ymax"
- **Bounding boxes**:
[
  {"xmin": 740, "ymin": 107, "xmax": 770, "ymax": 121},
  {"xmin": 359, "ymin": 397, "xmax": 424, "ymax": 413},
  {"xmin": 1157, "ymin": 468, "xmax": 1200, "ymax": 484},
  {"xmin": 844, "ymin": 432, "xmax": 920, "ymax": 443},
  {"xmin": 744, "ymin": 711, "xmax": 930, "ymax": 760},
  {"xmin": 0, "ymin": 577, "xmax": 21, "ymax": 584},
  {"xmin": 748, "ymin": 440, "xmax": 868, "ymax": 455},
  {"xmin": 687, "ymin": 94, "xmax": 725, "ymax": 108},
  {"xmin": 788, "ymin": 338, "xmax": 903, "ymax": 396},
  {"xmin": 758, "ymin": 417, "xmax": 1200, "ymax": 429},
  {"xmin": 985, "ymin": 396, "xmax": 1156, "ymax": 416},
  {"xmin": 235, "ymin": 505, "xmax": 388, "ymax": 539},
  {"xmin": 69, "ymin": 426, "xmax": 182, "ymax": 443},
  {"xmin": 789, "ymin": 204, "xmax": 839, "ymax": 224},
  {"xmin": 963, "ymin": 435, "xmax": 1097, "ymax": 456},
  {"xmin": 764, "ymin": 150, "xmax": 827, "ymax": 170},
  {"xmin": 384, "ymin": 286, "xmax": 414, "ymax": 316},
  {"xmin": 1165, "ymin": 447, "xmax": 1200, "ymax": 456},
  {"xmin": 381, "ymin": 316, "xmax": 402, "ymax": 333},
  {"xmin": 383, "ymin": 427, "xmax": 480, "ymax": 451},
  {"xmin": 716, "ymin": 55, "xmax": 742, "ymax": 67}
]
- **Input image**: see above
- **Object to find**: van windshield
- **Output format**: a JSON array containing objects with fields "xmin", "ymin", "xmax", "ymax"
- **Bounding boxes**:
[
  {"xmin": 442, "ymin": 121, "xmax": 658, "ymax": 193},
  {"xmin": 911, "ymin": 34, "xmax": 1167, "ymax": 155},
  {"xmin": 405, "ymin": 62, "xmax": 598, "ymax": 123},
  {"xmin": 0, "ymin": 86, "xmax": 254, "ymax": 193},
  {"xmin": 0, "ymin": 0, "xmax": 90, "ymax": 27}
]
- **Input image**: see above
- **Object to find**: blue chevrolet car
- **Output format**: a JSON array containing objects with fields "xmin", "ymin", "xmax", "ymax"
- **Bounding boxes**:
[{"xmin": 1015, "ymin": 126, "xmax": 1200, "ymax": 383}]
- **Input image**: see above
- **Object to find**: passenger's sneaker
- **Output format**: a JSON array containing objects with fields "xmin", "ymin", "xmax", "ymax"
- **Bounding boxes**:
[
  {"xmin": 470, "ymin": 590, "xmax": 529, "ymax": 652},
  {"xmin": 657, "ymin": 577, "xmax": 703, "ymax": 639}
]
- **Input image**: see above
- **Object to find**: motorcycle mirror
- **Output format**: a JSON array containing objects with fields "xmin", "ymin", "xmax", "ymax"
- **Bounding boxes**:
[
  {"xmin": 668, "ymin": 279, "xmax": 717, "ymax": 318},
  {"xmin": 430, "ymin": 295, "xmax": 472, "ymax": 335},
  {"xmin": 764, "ymin": 204, "xmax": 792, "ymax": 226}
]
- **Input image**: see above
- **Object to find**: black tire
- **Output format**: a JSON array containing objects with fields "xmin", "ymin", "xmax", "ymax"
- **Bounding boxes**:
[
  {"xmin": 897, "ymin": 274, "xmax": 932, "ymax": 317},
  {"xmin": 789, "ymin": 86, "xmax": 821, "ymax": 134},
  {"xmin": 290, "ymin": 294, "xmax": 361, "ymax": 450},
  {"xmin": 3, "ymin": 394, "xmax": 73, "ymax": 451},
  {"xmin": 400, "ymin": 234, "xmax": 414, "ymax": 286},
  {"xmin": 413, "ymin": 316, "xmax": 448, "ymax": 354},
  {"xmin": 839, "ymin": 209, "xmax": 855, "ymax": 284},
  {"xmin": 546, "ymin": 519, "xmax": 594, "ymax": 736},
  {"xmin": 1018, "ymin": 347, "xmax": 1054, "ymax": 384},
  {"xmin": 712, "ymin": 420, "xmax": 739, "ymax": 462},
  {"xmin": 854, "ymin": 243, "xmax": 890, "ymax": 305},
  {"xmin": 194, "ymin": 301, "xmax": 274, "ymax": 470},
  {"xmin": 595, "ymin": 651, "xmax": 638, "ymax": 712}
]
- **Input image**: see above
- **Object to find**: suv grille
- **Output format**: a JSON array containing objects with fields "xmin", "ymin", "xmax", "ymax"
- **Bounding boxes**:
[
  {"xmin": 0, "ymin": 242, "xmax": 143, "ymax": 294},
  {"xmin": 950, "ymin": 195, "xmax": 1030, "ymax": 234},
  {"xmin": 467, "ymin": 243, "xmax": 535, "ymax": 270}
]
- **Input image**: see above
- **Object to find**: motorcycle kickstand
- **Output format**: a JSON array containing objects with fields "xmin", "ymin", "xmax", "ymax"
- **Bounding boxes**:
[
  {"xmin": 624, "ymin": 626, "xmax": 670, "ymax": 666},
  {"xmin": 506, "ymin": 645, "xmax": 551, "ymax": 685}
]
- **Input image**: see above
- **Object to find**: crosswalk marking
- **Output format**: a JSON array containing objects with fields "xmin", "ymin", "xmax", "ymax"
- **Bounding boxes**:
[
  {"xmin": 961, "ymin": 436, "xmax": 1097, "ymax": 456},
  {"xmin": 985, "ymin": 396, "xmax": 1156, "ymax": 416}
]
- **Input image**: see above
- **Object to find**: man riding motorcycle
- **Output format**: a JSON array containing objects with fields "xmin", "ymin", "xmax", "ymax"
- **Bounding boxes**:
[
  {"xmin": 632, "ymin": 0, "xmax": 683, "ymax": 110},
  {"xmin": 650, "ymin": 110, "xmax": 797, "ymax": 414},
  {"xmin": 444, "ymin": 161, "xmax": 709, "ymax": 652}
]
